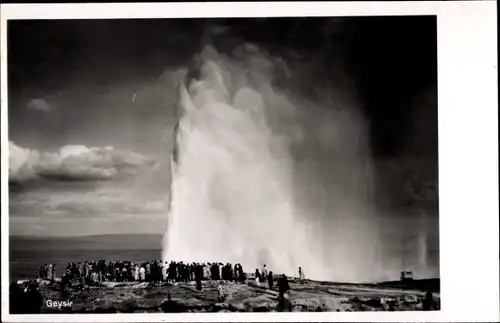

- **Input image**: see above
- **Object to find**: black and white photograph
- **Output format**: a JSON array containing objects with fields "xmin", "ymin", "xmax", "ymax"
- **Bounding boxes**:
[{"xmin": 1, "ymin": 2, "xmax": 498, "ymax": 322}]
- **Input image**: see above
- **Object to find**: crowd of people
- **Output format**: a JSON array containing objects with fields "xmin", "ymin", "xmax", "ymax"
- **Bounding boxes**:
[
  {"xmin": 37, "ymin": 260, "xmax": 256, "ymax": 291},
  {"xmin": 36, "ymin": 260, "xmax": 301, "ymax": 296},
  {"xmin": 33, "ymin": 260, "xmax": 302, "ymax": 310},
  {"xmin": 50, "ymin": 260, "xmax": 251, "ymax": 285},
  {"xmin": 38, "ymin": 263, "xmax": 57, "ymax": 281}
]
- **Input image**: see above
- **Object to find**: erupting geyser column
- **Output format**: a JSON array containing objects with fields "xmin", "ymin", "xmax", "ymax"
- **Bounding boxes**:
[
  {"xmin": 163, "ymin": 46, "xmax": 312, "ymax": 275},
  {"xmin": 163, "ymin": 44, "xmax": 381, "ymax": 282}
]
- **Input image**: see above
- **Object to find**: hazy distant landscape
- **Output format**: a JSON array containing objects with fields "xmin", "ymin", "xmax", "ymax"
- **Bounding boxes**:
[
  {"xmin": 11, "ymin": 234, "xmax": 163, "ymax": 251},
  {"xmin": 10, "ymin": 234, "xmax": 162, "ymax": 280}
]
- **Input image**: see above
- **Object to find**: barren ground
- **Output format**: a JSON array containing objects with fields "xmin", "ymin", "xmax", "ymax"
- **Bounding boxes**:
[{"xmin": 23, "ymin": 278, "xmax": 439, "ymax": 313}]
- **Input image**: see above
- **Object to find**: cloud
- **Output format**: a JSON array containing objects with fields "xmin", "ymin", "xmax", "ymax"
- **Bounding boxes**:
[
  {"xmin": 9, "ymin": 142, "xmax": 41, "ymax": 182},
  {"xmin": 26, "ymin": 98, "xmax": 52, "ymax": 112},
  {"xmin": 9, "ymin": 141, "xmax": 153, "ymax": 183},
  {"xmin": 9, "ymin": 181, "xmax": 169, "ymax": 238}
]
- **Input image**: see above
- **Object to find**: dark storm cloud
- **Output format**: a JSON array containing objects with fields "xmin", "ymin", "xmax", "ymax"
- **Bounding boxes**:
[
  {"xmin": 201, "ymin": 17, "xmax": 438, "ymax": 209},
  {"xmin": 209, "ymin": 17, "xmax": 437, "ymax": 157}
]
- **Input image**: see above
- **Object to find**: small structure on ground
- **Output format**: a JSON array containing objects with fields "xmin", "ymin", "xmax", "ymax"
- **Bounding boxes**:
[{"xmin": 400, "ymin": 271, "xmax": 414, "ymax": 281}]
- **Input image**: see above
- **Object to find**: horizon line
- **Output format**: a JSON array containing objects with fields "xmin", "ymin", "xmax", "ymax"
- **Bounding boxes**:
[{"xmin": 10, "ymin": 233, "xmax": 164, "ymax": 238}]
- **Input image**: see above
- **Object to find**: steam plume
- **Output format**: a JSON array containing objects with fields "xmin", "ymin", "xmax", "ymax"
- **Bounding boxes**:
[{"xmin": 162, "ymin": 43, "xmax": 383, "ymax": 282}]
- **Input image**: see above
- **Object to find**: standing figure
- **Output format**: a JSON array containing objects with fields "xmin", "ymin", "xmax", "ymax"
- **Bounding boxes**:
[
  {"xmin": 218, "ymin": 263, "xmax": 223, "ymax": 280},
  {"xmin": 255, "ymin": 269, "xmax": 261, "ymax": 287},
  {"xmin": 84, "ymin": 262, "xmax": 90, "ymax": 283},
  {"xmin": 298, "ymin": 267, "xmax": 305, "ymax": 283},
  {"xmin": 228, "ymin": 263, "xmax": 234, "ymax": 282},
  {"xmin": 233, "ymin": 264, "xmax": 239, "ymax": 282},
  {"xmin": 39, "ymin": 266, "xmax": 45, "ymax": 280},
  {"xmin": 139, "ymin": 266, "xmax": 146, "ymax": 281},
  {"xmin": 278, "ymin": 274, "xmax": 291, "ymax": 300},
  {"xmin": 43, "ymin": 264, "xmax": 49, "ymax": 279},
  {"xmin": 204, "ymin": 263, "xmax": 210, "ymax": 280},
  {"xmin": 268, "ymin": 271, "xmax": 274, "ymax": 289},
  {"xmin": 134, "ymin": 265, "xmax": 140, "ymax": 281},
  {"xmin": 190, "ymin": 263, "xmax": 195, "ymax": 281},
  {"xmin": 217, "ymin": 281, "xmax": 226, "ymax": 302},
  {"xmin": 195, "ymin": 264, "xmax": 203, "ymax": 292},
  {"xmin": 107, "ymin": 262, "xmax": 113, "ymax": 280},
  {"xmin": 115, "ymin": 266, "xmax": 121, "ymax": 282},
  {"xmin": 261, "ymin": 264, "xmax": 268, "ymax": 280},
  {"xmin": 134, "ymin": 264, "xmax": 138, "ymax": 281},
  {"xmin": 52, "ymin": 264, "xmax": 57, "ymax": 281},
  {"xmin": 162, "ymin": 262, "xmax": 168, "ymax": 281},
  {"xmin": 238, "ymin": 264, "xmax": 246, "ymax": 283},
  {"xmin": 121, "ymin": 267, "xmax": 128, "ymax": 282},
  {"xmin": 145, "ymin": 262, "xmax": 151, "ymax": 282},
  {"xmin": 47, "ymin": 264, "xmax": 53, "ymax": 280}
]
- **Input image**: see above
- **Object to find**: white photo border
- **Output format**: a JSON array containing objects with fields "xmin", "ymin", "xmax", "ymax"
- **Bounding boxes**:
[{"xmin": 1, "ymin": 1, "xmax": 498, "ymax": 322}]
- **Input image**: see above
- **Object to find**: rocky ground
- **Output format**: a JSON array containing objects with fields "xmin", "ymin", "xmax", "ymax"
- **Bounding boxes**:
[{"xmin": 12, "ymin": 277, "xmax": 440, "ymax": 313}]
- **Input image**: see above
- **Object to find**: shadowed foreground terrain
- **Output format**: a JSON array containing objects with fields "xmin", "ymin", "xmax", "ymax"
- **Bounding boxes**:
[{"xmin": 11, "ymin": 277, "xmax": 440, "ymax": 313}]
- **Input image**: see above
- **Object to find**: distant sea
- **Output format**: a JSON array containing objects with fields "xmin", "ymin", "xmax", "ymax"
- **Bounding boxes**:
[
  {"xmin": 10, "ymin": 213, "xmax": 440, "ymax": 282},
  {"xmin": 9, "ymin": 234, "xmax": 163, "ymax": 280}
]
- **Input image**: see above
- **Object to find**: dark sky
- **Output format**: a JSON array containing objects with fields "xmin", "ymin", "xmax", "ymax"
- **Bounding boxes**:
[
  {"xmin": 8, "ymin": 16, "xmax": 437, "ymax": 156},
  {"xmin": 8, "ymin": 17, "xmax": 438, "ymax": 236}
]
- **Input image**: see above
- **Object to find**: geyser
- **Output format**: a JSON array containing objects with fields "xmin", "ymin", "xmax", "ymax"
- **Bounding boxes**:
[{"xmin": 163, "ymin": 44, "xmax": 384, "ymax": 282}]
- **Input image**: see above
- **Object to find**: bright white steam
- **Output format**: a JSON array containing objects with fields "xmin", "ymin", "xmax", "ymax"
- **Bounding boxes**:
[{"xmin": 162, "ymin": 45, "xmax": 385, "ymax": 282}]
